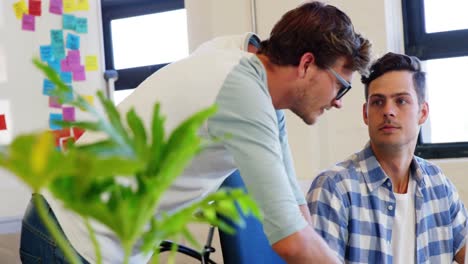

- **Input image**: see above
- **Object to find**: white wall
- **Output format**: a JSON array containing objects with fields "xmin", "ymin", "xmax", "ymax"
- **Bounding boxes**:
[{"xmin": 185, "ymin": 0, "xmax": 468, "ymax": 204}]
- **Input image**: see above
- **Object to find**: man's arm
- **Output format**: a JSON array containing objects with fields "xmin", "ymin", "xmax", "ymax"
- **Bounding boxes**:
[
  {"xmin": 299, "ymin": 204, "xmax": 312, "ymax": 224},
  {"xmin": 272, "ymin": 222, "xmax": 340, "ymax": 264},
  {"xmin": 455, "ymin": 245, "xmax": 466, "ymax": 264}
]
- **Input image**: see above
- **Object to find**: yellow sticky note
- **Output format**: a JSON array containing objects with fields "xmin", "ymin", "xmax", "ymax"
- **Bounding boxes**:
[
  {"xmin": 63, "ymin": 0, "xmax": 76, "ymax": 13},
  {"xmin": 85, "ymin": 55, "xmax": 98, "ymax": 71},
  {"xmin": 76, "ymin": 0, "xmax": 89, "ymax": 11},
  {"xmin": 83, "ymin": 95, "xmax": 94, "ymax": 105},
  {"xmin": 13, "ymin": 0, "xmax": 27, "ymax": 19}
]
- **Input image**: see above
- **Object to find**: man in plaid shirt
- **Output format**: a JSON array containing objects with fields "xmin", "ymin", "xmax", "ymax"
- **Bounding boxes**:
[{"xmin": 307, "ymin": 52, "xmax": 467, "ymax": 263}]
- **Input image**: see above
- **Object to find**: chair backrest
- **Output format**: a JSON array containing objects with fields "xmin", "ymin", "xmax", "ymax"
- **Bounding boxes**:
[{"xmin": 218, "ymin": 170, "xmax": 286, "ymax": 264}]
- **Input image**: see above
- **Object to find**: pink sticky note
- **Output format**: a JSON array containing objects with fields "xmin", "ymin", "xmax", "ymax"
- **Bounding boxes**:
[
  {"xmin": 60, "ymin": 58, "xmax": 72, "ymax": 72},
  {"xmin": 49, "ymin": 96, "xmax": 62, "ymax": 108},
  {"xmin": 49, "ymin": 0, "xmax": 63, "ymax": 15},
  {"xmin": 62, "ymin": 107, "xmax": 75, "ymax": 121},
  {"xmin": 67, "ymin": 50, "xmax": 81, "ymax": 68},
  {"xmin": 72, "ymin": 65, "xmax": 86, "ymax": 81},
  {"xmin": 22, "ymin": 14, "xmax": 35, "ymax": 31}
]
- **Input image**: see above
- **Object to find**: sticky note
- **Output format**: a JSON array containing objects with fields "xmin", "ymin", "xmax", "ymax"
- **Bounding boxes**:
[
  {"xmin": 49, "ymin": 113, "xmax": 63, "ymax": 130},
  {"xmin": 62, "ymin": 107, "xmax": 75, "ymax": 121},
  {"xmin": 82, "ymin": 95, "xmax": 94, "ymax": 105},
  {"xmin": 63, "ymin": 0, "xmax": 75, "ymax": 13},
  {"xmin": 72, "ymin": 65, "xmax": 86, "ymax": 81},
  {"xmin": 49, "ymin": 96, "xmax": 62, "ymax": 108},
  {"xmin": 51, "ymin": 30, "xmax": 64, "ymax": 46},
  {"xmin": 60, "ymin": 58, "xmax": 72, "ymax": 72},
  {"xmin": 40, "ymin": 45, "xmax": 53, "ymax": 61},
  {"xmin": 0, "ymin": 114, "xmax": 6, "ymax": 130},
  {"xmin": 52, "ymin": 45, "xmax": 65, "ymax": 60},
  {"xmin": 48, "ymin": 59, "xmax": 60, "ymax": 73},
  {"xmin": 85, "ymin": 55, "xmax": 98, "ymax": 71},
  {"xmin": 66, "ymin": 33, "xmax": 80, "ymax": 50},
  {"xmin": 49, "ymin": 0, "xmax": 62, "ymax": 15},
  {"xmin": 76, "ymin": 0, "xmax": 89, "ymax": 11},
  {"xmin": 72, "ymin": 127, "xmax": 85, "ymax": 140},
  {"xmin": 75, "ymin": 17, "xmax": 88, "ymax": 33},
  {"xmin": 43, "ymin": 79, "xmax": 55, "ymax": 95},
  {"xmin": 60, "ymin": 72, "xmax": 72, "ymax": 83},
  {"xmin": 13, "ymin": 0, "xmax": 27, "ymax": 19},
  {"xmin": 63, "ymin": 86, "xmax": 74, "ymax": 102},
  {"xmin": 67, "ymin": 50, "xmax": 80, "ymax": 66},
  {"xmin": 63, "ymin": 14, "xmax": 76, "ymax": 30},
  {"xmin": 28, "ymin": 0, "xmax": 41, "ymax": 16},
  {"xmin": 22, "ymin": 14, "xmax": 35, "ymax": 31},
  {"xmin": 52, "ymin": 128, "xmax": 71, "ymax": 146}
]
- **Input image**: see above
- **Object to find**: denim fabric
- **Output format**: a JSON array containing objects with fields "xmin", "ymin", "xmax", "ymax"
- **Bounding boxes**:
[{"xmin": 20, "ymin": 194, "xmax": 89, "ymax": 264}]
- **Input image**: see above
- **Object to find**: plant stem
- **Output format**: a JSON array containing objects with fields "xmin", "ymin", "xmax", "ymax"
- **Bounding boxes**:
[
  {"xmin": 33, "ymin": 195, "xmax": 82, "ymax": 264},
  {"xmin": 168, "ymin": 238, "xmax": 178, "ymax": 264},
  {"xmin": 150, "ymin": 247, "xmax": 160, "ymax": 264},
  {"xmin": 123, "ymin": 242, "xmax": 132, "ymax": 264},
  {"xmin": 84, "ymin": 218, "xmax": 102, "ymax": 264}
]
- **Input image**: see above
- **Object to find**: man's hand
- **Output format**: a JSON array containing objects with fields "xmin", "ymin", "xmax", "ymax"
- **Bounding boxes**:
[{"xmin": 455, "ymin": 245, "xmax": 466, "ymax": 264}]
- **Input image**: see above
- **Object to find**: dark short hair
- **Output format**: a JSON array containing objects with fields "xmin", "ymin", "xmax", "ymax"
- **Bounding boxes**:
[
  {"xmin": 361, "ymin": 52, "xmax": 426, "ymax": 103},
  {"xmin": 258, "ymin": 1, "xmax": 371, "ymax": 74}
]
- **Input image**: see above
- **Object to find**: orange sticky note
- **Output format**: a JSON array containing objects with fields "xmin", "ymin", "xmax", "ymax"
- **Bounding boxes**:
[
  {"xmin": 28, "ymin": 0, "xmax": 41, "ymax": 16},
  {"xmin": 0, "ymin": 114, "xmax": 6, "ymax": 130}
]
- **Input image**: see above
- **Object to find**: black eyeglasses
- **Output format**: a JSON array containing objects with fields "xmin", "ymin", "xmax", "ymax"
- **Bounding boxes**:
[{"xmin": 328, "ymin": 68, "xmax": 352, "ymax": 100}]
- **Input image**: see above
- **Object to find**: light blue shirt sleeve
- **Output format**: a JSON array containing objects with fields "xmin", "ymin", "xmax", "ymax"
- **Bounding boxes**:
[
  {"xmin": 276, "ymin": 110, "xmax": 307, "ymax": 205},
  {"xmin": 207, "ymin": 56, "xmax": 307, "ymax": 244}
]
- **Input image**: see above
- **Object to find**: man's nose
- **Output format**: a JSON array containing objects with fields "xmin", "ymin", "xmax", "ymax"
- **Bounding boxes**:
[
  {"xmin": 332, "ymin": 98, "xmax": 343, "ymax": 109},
  {"xmin": 383, "ymin": 103, "xmax": 396, "ymax": 117}
]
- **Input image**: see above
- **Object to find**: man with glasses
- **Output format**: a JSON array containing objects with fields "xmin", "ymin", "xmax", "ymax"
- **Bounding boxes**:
[
  {"xmin": 307, "ymin": 52, "xmax": 467, "ymax": 263},
  {"xmin": 21, "ymin": 2, "xmax": 371, "ymax": 263}
]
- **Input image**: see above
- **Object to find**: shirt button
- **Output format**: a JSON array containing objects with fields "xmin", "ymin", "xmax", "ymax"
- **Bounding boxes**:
[
  {"xmin": 388, "ymin": 205, "xmax": 394, "ymax": 210},
  {"xmin": 387, "ymin": 181, "xmax": 392, "ymax": 187}
]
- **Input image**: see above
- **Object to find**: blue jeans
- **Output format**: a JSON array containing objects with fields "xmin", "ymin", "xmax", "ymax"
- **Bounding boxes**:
[{"xmin": 20, "ymin": 194, "xmax": 89, "ymax": 264}]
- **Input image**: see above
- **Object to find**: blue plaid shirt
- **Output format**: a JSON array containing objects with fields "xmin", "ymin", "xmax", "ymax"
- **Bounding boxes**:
[{"xmin": 307, "ymin": 143, "xmax": 468, "ymax": 263}]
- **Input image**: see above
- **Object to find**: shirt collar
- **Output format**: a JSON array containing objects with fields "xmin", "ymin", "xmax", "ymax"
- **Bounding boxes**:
[{"xmin": 356, "ymin": 142, "xmax": 426, "ymax": 194}]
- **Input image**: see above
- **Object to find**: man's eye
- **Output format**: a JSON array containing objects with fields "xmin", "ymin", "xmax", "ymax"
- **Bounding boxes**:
[{"xmin": 397, "ymin": 98, "xmax": 408, "ymax": 105}]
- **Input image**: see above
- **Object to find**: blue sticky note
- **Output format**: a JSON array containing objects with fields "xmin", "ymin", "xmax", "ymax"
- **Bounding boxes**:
[
  {"xmin": 53, "ymin": 44, "xmax": 65, "ymax": 60},
  {"xmin": 40, "ymin": 45, "xmax": 53, "ymax": 61},
  {"xmin": 51, "ymin": 30, "xmax": 64, "ymax": 46},
  {"xmin": 43, "ymin": 79, "xmax": 55, "ymax": 96},
  {"xmin": 66, "ymin": 33, "xmax": 80, "ymax": 50},
  {"xmin": 63, "ymin": 14, "xmax": 76, "ymax": 30},
  {"xmin": 48, "ymin": 59, "xmax": 61, "ymax": 73},
  {"xmin": 75, "ymin": 17, "xmax": 88, "ymax": 33},
  {"xmin": 60, "ymin": 72, "xmax": 72, "ymax": 84},
  {"xmin": 64, "ymin": 85, "xmax": 74, "ymax": 102},
  {"xmin": 49, "ymin": 113, "xmax": 63, "ymax": 130}
]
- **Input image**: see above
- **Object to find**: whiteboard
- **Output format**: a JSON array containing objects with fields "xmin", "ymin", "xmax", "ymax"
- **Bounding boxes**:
[{"xmin": 0, "ymin": 0, "xmax": 106, "ymax": 220}]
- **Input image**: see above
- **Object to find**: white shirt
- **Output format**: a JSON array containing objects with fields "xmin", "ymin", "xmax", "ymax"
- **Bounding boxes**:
[{"xmin": 392, "ymin": 176, "xmax": 416, "ymax": 264}]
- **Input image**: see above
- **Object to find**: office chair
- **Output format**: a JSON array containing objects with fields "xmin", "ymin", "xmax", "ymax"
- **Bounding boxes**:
[{"xmin": 217, "ymin": 170, "xmax": 286, "ymax": 264}]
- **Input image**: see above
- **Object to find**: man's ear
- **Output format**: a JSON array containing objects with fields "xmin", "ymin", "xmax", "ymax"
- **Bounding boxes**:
[
  {"xmin": 363, "ymin": 102, "xmax": 369, "ymax": 125},
  {"xmin": 418, "ymin": 102, "xmax": 429, "ymax": 125},
  {"xmin": 298, "ymin": 52, "xmax": 315, "ymax": 78}
]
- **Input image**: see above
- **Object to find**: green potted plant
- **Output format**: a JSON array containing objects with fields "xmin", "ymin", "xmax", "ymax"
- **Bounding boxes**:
[{"xmin": 0, "ymin": 59, "xmax": 261, "ymax": 264}]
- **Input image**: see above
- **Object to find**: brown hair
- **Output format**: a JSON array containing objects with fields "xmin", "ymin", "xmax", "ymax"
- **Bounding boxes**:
[
  {"xmin": 258, "ymin": 1, "xmax": 371, "ymax": 74},
  {"xmin": 361, "ymin": 52, "xmax": 426, "ymax": 103}
]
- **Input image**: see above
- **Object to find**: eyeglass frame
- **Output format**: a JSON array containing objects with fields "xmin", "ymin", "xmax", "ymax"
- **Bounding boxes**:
[{"xmin": 327, "ymin": 67, "xmax": 352, "ymax": 100}]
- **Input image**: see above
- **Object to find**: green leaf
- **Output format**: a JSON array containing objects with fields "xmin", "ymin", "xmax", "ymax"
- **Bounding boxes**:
[{"xmin": 126, "ymin": 108, "xmax": 147, "ymax": 158}]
